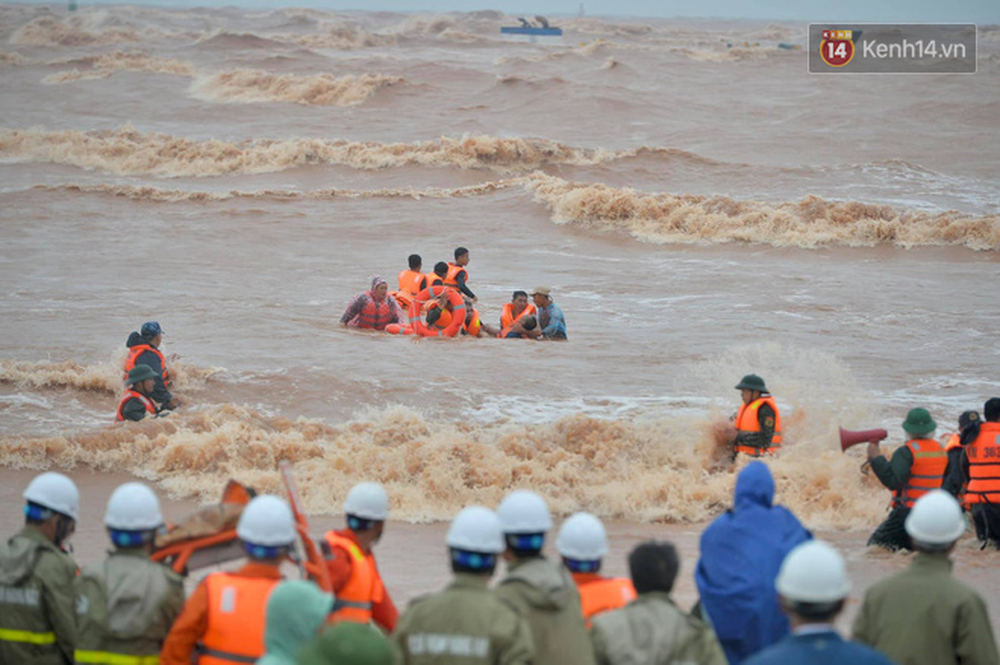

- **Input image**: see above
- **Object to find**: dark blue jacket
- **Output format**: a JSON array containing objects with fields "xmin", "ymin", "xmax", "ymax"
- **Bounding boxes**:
[
  {"xmin": 695, "ymin": 462, "xmax": 813, "ymax": 664},
  {"xmin": 744, "ymin": 630, "xmax": 895, "ymax": 665},
  {"xmin": 126, "ymin": 332, "xmax": 173, "ymax": 406}
]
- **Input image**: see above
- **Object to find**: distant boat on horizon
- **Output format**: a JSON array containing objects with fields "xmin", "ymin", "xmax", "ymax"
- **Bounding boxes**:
[{"xmin": 501, "ymin": 15, "xmax": 563, "ymax": 43}]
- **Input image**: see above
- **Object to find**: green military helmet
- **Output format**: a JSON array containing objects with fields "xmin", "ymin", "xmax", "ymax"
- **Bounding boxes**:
[
  {"xmin": 127, "ymin": 365, "xmax": 158, "ymax": 385},
  {"xmin": 734, "ymin": 374, "xmax": 769, "ymax": 393},
  {"xmin": 902, "ymin": 408, "xmax": 937, "ymax": 436}
]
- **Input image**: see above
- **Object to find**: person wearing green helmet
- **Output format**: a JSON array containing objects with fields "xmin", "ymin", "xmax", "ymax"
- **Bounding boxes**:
[
  {"xmin": 731, "ymin": 374, "xmax": 782, "ymax": 459},
  {"xmin": 865, "ymin": 407, "xmax": 948, "ymax": 551},
  {"xmin": 116, "ymin": 365, "xmax": 162, "ymax": 422}
]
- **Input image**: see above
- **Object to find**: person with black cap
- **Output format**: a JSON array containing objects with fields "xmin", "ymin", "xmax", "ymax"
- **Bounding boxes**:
[
  {"xmin": 124, "ymin": 321, "xmax": 180, "ymax": 411},
  {"xmin": 941, "ymin": 410, "xmax": 981, "ymax": 509},
  {"xmin": 730, "ymin": 374, "xmax": 782, "ymax": 458},
  {"xmin": 865, "ymin": 407, "xmax": 947, "ymax": 551}
]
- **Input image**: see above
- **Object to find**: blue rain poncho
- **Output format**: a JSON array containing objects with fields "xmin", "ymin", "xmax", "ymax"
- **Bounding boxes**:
[{"xmin": 694, "ymin": 461, "xmax": 812, "ymax": 664}]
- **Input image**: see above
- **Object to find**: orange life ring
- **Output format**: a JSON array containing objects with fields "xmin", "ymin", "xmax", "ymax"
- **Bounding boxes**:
[
  {"xmin": 384, "ymin": 323, "xmax": 414, "ymax": 335},
  {"xmin": 409, "ymin": 285, "xmax": 465, "ymax": 338}
]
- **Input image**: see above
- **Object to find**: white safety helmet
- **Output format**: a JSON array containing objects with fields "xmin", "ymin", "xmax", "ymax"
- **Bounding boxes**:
[
  {"xmin": 237, "ymin": 495, "xmax": 296, "ymax": 547},
  {"xmin": 776, "ymin": 540, "xmax": 851, "ymax": 603},
  {"xmin": 497, "ymin": 489, "xmax": 552, "ymax": 534},
  {"xmin": 557, "ymin": 512, "xmax": 608, "ymax": 560},
  {"xmin": 24, "ymin": 472, "xmax": 80, "ymax": 521},
  {"xmin": 343, "ymin": 482, "xmax": 389, "ymax": 521},
  {"xmin": 446, "ymin": 506, "xmax": 505, "ymax": 554},
  {"xmin": 105, "ymin": 482, "xmax": 164, "ymax": 531},
  {"xmin": 905, "ymin": 490, "xmax": 965, "ymax": 545}
]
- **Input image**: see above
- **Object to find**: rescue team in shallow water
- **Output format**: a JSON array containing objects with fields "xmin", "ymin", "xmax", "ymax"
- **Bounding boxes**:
[
  {"xmin": 2, "ymin": 467, "xmax": 997, "ymax": 665},
  {"xmin": 114, "ymin": 330, "xmax": 1000, "ymax": 555},
  {"xmin": 339, "ymin": 248, "xmax": 568, "ymax": 340}
]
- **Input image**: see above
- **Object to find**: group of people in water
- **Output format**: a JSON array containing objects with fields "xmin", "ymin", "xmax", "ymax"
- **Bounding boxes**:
[
  {"xmin": 3, "ymin": 461, "xmax": 997, "ymax": 665},
  {"xmin": 339, "ymin": 249, "xmax": 567, "ymax": 340}
]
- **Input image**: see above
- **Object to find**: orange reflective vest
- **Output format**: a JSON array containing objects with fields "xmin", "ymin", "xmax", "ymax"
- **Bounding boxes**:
[
  {"xmin": 397, "ymin": 270, "xmax": 424, "ymax": 297},
  {"xmin": 444, "ymin": 263, "xmax": 468, "ymax": 288},
  {"xmin": 964, "ymin": 422, "xmax": 1000, "ymax": 505},
  {"xmin": 572, "ymin": 573, "xmax": 636, "ymax": 627},
  {"xmin": 500, "ymin": 302, "xmax": 536, "ymax": 331},
  {"xmin": 421, "ymin": 273, "xmax": 443, "ymax": 291},
  {"xmin": 734, "ymin": 396, "xmax": 782, "ymax": 457},
  {"xmin": 324, "ymin": 532, "xmax": 378, "ymax": 624},
  {"xmin": 357, "ymin": 296, "xmax": 396, "ymax": 330},
  {"xmin": 123, "ymin": 344, "xmax": 170, "ymax": 387},
  {"xmin": 197, "ymin": 572, "xmax": 280, "ymax": 664},
  {"xmin": 464, "ymin": 310, "xmax": 482, "ymax": 337},
  {"xmin": 892, "ymin": 438, "xmax": 947, "ymax": 508},
  {"xmin": 115, "ymin": 390, "xmax": 157, "ymax": 422},
  {"xmin": 424, "ymin": 302, "xmax": 453, "ymax": 330}
]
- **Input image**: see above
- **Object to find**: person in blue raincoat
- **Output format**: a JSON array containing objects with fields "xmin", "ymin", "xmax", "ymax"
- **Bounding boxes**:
[{"xmin": 694, "ymin": 462, "xmax": 812, "ymax": 664}]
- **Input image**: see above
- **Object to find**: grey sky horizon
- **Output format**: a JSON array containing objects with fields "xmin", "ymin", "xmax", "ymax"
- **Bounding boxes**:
[{"xmin": 16, "ymin": 0, "xmax": 1000, "ymax": 22}]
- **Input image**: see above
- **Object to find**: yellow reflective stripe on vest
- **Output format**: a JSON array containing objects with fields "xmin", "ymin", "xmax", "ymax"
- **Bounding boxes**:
[
  {"xmin": 75, "ymin": 650, "xmax": 160, "ymax": 664},
  {"xmin": 0, "ymin": 627, "xmax": 57, "ymax": 644}
]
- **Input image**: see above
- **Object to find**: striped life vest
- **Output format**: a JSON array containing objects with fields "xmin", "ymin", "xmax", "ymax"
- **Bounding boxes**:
[
  {"xmin": 893, "ymin": 438, "xmax": 947, "ymax": 508},
  {"xmin": 197, "ymin": 573, "xmax": 279, "ymax": 664},
  {"xmin": 734, "ymin": 396, "xmax": 783, "ymax": 457},
  {"xmin": 964, "ymin": 422, "xmax": 1000, "ymax": 505},
  {"xmin": 123, "ymin": 345, "xmax": 170, "ymax": 387},
  {"xmin": 115, "ymin": 391, "xmax": 157, "ymax": 422}
]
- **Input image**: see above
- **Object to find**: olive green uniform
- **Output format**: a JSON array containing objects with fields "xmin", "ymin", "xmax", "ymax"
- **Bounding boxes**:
[
  {"xmin": 495, "ymin": 557, "xmax": 595, "ymax": 665},
  {"xmin": 393, "ymin": 573, "xmax": 534, "ymax": 665},
  {"xmin": 0, "ymin": 526, "xmax": 78, "ymax": 665},
  {"xmin": 591, "ymin": 592, "xmax": 727, "ymax": 665},
  {"xmin": 867, "ymin": 445, "xmax": 916, "ymax": 551},
  {"xmin": 853, "ymin": 551, "xmax": 999, "ymax": 665},
  {"xmin": 74, "ymin": 548, "xmax": 185, "ymax": 663},
  {"xmin": 734, "ymin": 403, "xmax": 777, "ymax": 452}
]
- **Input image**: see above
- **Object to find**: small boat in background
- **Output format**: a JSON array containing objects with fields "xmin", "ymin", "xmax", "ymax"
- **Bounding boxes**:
[{"xmin": 501, "ymin": 16, "xmax": 563, "ymax": 44}]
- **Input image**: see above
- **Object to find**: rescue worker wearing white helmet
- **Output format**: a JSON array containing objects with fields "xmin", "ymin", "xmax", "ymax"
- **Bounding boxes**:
[
  {"xmin": 853, "ymin": 490, "xmax": 999, "ymax": 665},
  {"xmin": 74, "ymin": 482, "xmax": 185, "ymax": 664},
  {"xmin": 323, "ymin": 482, "xmax": 398, "ymax": 631},
  {"xmin": 744, "ymin": 541, "xmax": 891, "ymax": 665},
  {"xmin": 557, "ymin": 512, "xmax": 636, "ymax": 628},
  {"xmin": 494, "ymin": 490, "xmax": 595, "ymax": 665},
  {"xmin": 0, "ymin": 472, "xmax": 80, "ymax": 665},
  {"xmin": 162, "ymin": 494, "xmax": 298, "ymax": 665},
  {"xmin": 393, "ymin": 506, "xmax": 535, "ymax": 664},
  {"xmin": 591, "ymin": 540, "xmax": 726, "ymax": 665}
]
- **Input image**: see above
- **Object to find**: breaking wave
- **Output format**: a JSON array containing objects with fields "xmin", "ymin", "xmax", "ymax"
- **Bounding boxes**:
[
  {"xmin": 527, "ymin": 174, "xmax": 1000, "ymax": 250},
  {"xmin": 189, "ymin": 69, "xmax": 404, "ymax": 106},
  {"xmin": 0, "ymin": 402, "xmax": 888, "ymax": 528},
  {"xmin": 42, "ymin": 51, "xmax": 197, "ymax": 84},
  {"xmin": 0, "ymin": 127, "xmax": 625, "ymax": 176},
  {"xmin": 9, "ymin": 15, "xmax": 175, "ymax": 47},
  {"xmin": 0, "ymin": 358, "xmax": 223, "ymax": 394},
  {"xmin": 288, "ymin": 26, "xmax": 398, "ymax": 50}
]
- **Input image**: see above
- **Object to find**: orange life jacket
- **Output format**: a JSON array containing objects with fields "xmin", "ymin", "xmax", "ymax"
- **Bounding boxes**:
[
  {"xmin": 197, "ymin": 572, "xmax": 280, "ymax": 664},
  {"xmin": 397, "ymin": 270, "xmax": 424, "ymax": 297},
  {"xmin": 357, "ymin": 295, "xmax": 396, "ymax": 330},
  {"xmin": 424, "ymin": 301, "xmax": 454, "ymax": 329},
  {"xmin": 964, "ymin": 422, "xmax": 1000, "ymax": 505},
  {"xmin": 421, "ymin": 273, "xmax": 443, "ymax": 291},
  {"xmin": 444, "ymin": 263, "xmax": 467, "ymax": 288},
  {"xmin": 324, "ymin": 532, "xmax": 379, "ymax": 624},
  {"xmin": 123, "ymin": 344, "xmax": 170, "ymax": 387},
  {"xmin": 734, "ymin": 396, "xmax": 783, "ymax": 456},
  {"xmin": 115, "ymin": 390, "xmax": 157, "ymax": 422},
  {"xmin": 572, "ymin": 573, "xmax": 636, "ymax": 627},
  {"xmin": 500, "ymin": 302, "xmax": 536, "ymax": 331},
  {"xmin": 892, "ymin": 438, "xmax": 947, "ymax": 508},
  {"xmin": 464, "ymin": 310, "xmax": 482, "ymax": 337}
]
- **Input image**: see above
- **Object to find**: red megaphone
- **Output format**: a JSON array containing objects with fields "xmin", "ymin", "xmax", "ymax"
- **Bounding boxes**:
[{"xmin": 839, "ymin": 427, "xmax": 888, "ymax": 452}]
